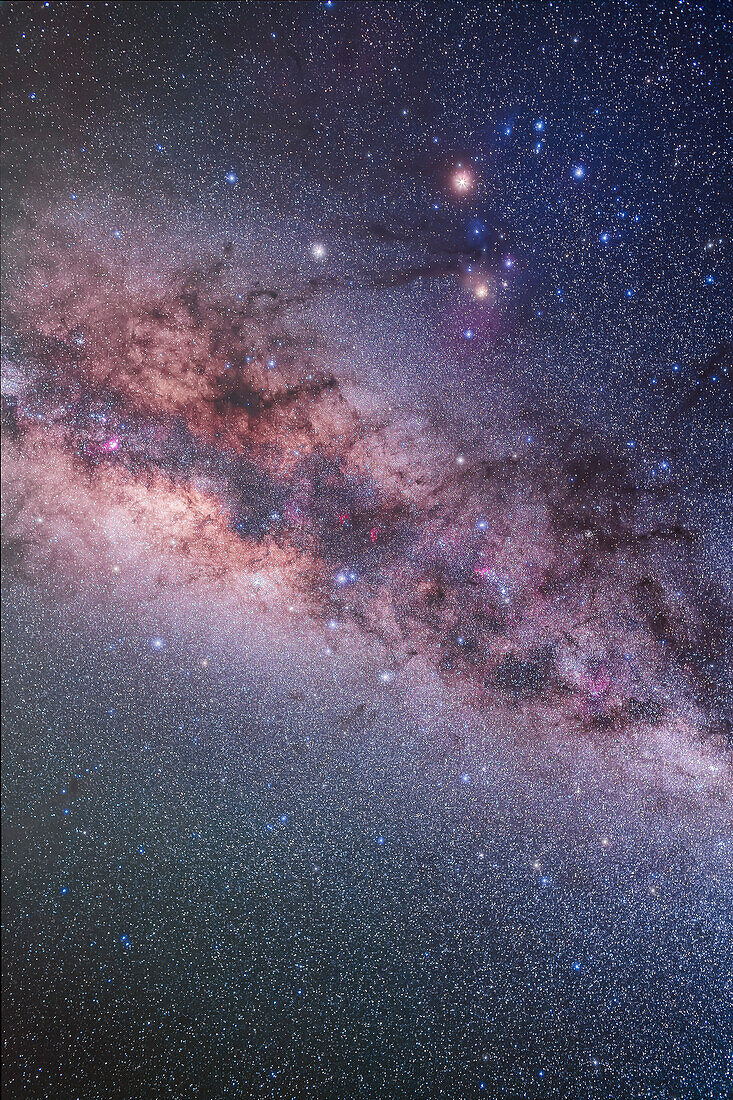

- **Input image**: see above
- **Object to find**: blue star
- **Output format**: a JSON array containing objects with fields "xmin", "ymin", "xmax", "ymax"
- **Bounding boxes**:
[{"xmin": 335, "ymin": 569, "xmax": 358, "ymax": 586}]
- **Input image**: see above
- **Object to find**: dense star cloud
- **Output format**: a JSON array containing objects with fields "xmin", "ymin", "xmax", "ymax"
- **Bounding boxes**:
[
  {"xmin": 4, "ymin": 224, "xmax": 728, "ymax": 762},
  {"xmin": 1, "ymin": 4, "xmax": 731, "ymax": 1100}
]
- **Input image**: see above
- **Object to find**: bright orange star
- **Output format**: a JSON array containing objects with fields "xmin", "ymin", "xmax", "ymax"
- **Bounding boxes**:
[{"xmin": 451, "ymin": 168, "xmax": 474, "ymax": 194}]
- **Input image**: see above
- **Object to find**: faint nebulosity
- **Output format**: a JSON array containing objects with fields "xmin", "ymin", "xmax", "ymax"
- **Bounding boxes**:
[{"xmin": 1, "ymin": 3, "xmax": 731, "ymax": 1099}]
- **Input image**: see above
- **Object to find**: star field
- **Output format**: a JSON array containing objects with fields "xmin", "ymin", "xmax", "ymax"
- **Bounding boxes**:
[{"xmin": 1, "ymin": 3, "xmax": 732, "ymax": 1099}]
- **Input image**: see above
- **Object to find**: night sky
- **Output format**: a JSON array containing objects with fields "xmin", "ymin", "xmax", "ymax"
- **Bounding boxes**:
[{"xmin": 1, "ymin": 3, "xmax": 732, "ymax": 1098}]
